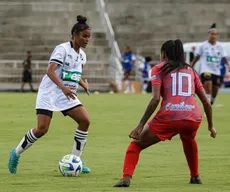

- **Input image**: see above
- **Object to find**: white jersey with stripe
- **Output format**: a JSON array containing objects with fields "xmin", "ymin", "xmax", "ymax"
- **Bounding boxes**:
[
  {"xmin": 36, "ymin": 41, "xmax": 86, "ymax": 111},
  {"xmin": 196, "ymin": 41, "xmax": 227, "ymax": 76}
]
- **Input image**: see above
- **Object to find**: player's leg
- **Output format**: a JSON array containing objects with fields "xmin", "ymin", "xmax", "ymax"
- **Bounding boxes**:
[
  {"xmin": 201, "ymin": 72, "xmax": 212, "ymax": 103},
  {"xmin": 8, "ymin": 111, "xmax": 52, "ymax": 174},
  {"xmin": 113, "ymin": 124, "xmax": 161, "ymax": 187},
  {"xmin": 128, "ymin": 70, "xmax": 135, "ymax": 93},
  {"xmin": 64, "ymin": 105, "xmax": 91, "ymax": 173},
  {"xmin": 29, "ymin": 83, "xmax": 35, "ymax": 92},
  {"xmin": 20, "ymin": 82, "xmax": 25, "ymax": 92},
  {"xmin": 180, "ymin": 121, "xmax": 202, "ymax": 184},
  {"xmin": 124, "ymin": 71, "xmax": 130, "ymax": 93},
  {"xmin": 211, "ymin": 75, "xmax": 221, "ymax": 105},
  {"xmin": 142, "ymin": 80, "xmax": 148, "ymax": 94}
]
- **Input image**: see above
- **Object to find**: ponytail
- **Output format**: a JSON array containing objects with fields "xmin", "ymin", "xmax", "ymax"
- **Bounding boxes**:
[{"xmin": 160, "ymin": 39, "xmax": 191, "ymax": 74}]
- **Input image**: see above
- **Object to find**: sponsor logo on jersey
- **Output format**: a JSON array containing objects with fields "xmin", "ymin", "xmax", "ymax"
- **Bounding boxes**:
[
  {"xmin": 165, "ymin": 102, "xmax": 195, "ymax": 111},
  {"xmin": 62, "ymin": 70, "xmax": 82, "ymax": 83},
  {"xmin": 64, "ymin": 62, "xmax": 70, "ymax": 67}
]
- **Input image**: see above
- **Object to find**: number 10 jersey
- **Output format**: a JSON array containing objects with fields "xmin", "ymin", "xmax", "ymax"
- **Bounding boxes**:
[{"xmin": 151, "ymin": 62, "xmax": 204, "ymax": 122}]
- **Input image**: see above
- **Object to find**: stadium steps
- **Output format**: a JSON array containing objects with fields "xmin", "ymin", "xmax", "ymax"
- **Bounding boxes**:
[
  {"xmin": 0, "ymin": 0, "xmax": 112, "ymax": 91},
  {"xmin": 104, "ymin": 0, "xmax": 230, "ymax": 60}
]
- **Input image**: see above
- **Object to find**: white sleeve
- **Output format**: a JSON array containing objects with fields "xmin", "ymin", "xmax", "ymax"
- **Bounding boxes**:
[
  {"xmin": 49, "ymin": 46, "xmax": 66, "ymax": 66},
  {"xmin": 131, "ymin": 54, "xmax": 136, "ymax": 61},
  {"xmin": 195, "ymin": 44, "xmax": 203, "ymax": 56},
  {"xmin": 221, "ymin": 45, "xmax": 227, "ymax": 58},
  {"xmin": 139, "ymin": 63, "xmax": 144, "ymax": 70}
]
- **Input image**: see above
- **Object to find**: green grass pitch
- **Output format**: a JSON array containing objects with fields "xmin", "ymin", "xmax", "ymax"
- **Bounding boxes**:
[{"xmin": 0, "ymin": 93, "xmax": 230, "ymax": 192}]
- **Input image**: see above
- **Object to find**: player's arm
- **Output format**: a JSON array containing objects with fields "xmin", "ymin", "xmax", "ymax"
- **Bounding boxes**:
[
  {"xmin": 129, "ymin": 84, "xmax": 161, "ymax": 140},
  {"xmin": 139, "ymin": 84, "xmax": 161, "ymax": 126},
  {"xmin": 191, "ymin": 45, "xmax": 203, "ymax": 68},
  {"xmin": 223, "ymin": 57, "xmax": 230, "ymax": 70},
  {"xmin": 79, "ymin": 78, "xmax": 90, "ymax": 95},
  {"xmin": 130, "ymin": 54, "xmax": 136, "ymax": 65},
  {"xmin": 47, "ymin": 63, "xmax": 76, "ymax": 100},
  {"xmin": 196, "ymin": 88, "xmax": 216, "ymax": 138},
  {"xmin": 190, "ymin": 55, "xmax": 200, "ymax": 68}
]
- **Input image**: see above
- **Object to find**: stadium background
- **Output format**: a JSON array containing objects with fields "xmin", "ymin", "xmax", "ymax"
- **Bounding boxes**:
[
  {"xmin": 1, "ymin": 1, "xmax": 230, "ymax": 192},
  {"xmin": 0, "ymin": 0, "xmax": 230, "ymax": 92}
]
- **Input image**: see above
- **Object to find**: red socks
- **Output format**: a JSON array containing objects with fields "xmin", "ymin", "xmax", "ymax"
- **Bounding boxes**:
[
  {"xmin": 122, "ymin": 138, "xmax": 199, "ymax": 179},
  {"xmin": 123, "ymin": 142, "xmax": 142, "ymax": 179},
  {"xmin": 181, "ymin": 138, "xmax": 199, "ymax": 177}
]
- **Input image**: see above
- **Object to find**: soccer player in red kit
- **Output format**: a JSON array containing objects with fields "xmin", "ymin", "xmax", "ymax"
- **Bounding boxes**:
[{"xmin": 113, "ymin": 39, "xmax": 217, "ymax": 187}]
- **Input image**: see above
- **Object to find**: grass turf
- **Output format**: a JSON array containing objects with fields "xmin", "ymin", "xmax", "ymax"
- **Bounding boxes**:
[{"xmin": 0, "ymin": 93, "xmax": 230, "ymax": 192}]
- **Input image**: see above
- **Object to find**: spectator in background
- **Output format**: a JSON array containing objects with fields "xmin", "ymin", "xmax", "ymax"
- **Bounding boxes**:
[
  {"xmin": 122, "ymin": 46, "xmax": 136, "ymax": 94},
  {"xmin": 220, "ymin": 57, "xmax": 227, "ymax": 87},
  {"xmin": 21, "ymin": 51, "xmax": 35, "ymax": 92},
  {"xmin": 139, "ymin": 56, "xmax": 152, "ymax": 94}
]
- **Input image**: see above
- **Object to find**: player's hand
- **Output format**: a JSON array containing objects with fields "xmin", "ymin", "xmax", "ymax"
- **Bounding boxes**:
[
  {"xmin": 129, "ymin": 125, "xmax": 144, "ymax": 140},
  {"xmin": 84, "ymin": 79, "xmax": 90, "ymax": 95},
  {"xmin": 62, "ymin": 86, "xmax": 76, "ymax": 100},
  {"xmin": 208, "ymin": 127, "xmax": 217, "ymax": 138}
]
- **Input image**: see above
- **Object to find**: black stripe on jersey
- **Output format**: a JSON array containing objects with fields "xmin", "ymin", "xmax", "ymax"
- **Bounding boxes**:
[
  {"xmin": 70, "ymin": 41, "xmax": 73, "ymax": 48},
  {"xmin": 50, "ymin": 59, "xmax": 63, "ymax": 65}
]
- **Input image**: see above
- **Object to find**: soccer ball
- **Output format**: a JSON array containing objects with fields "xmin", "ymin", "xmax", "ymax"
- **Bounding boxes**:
[{"xmin": 58, "ymin": 154, "xmax": 82, "ymax": 177}]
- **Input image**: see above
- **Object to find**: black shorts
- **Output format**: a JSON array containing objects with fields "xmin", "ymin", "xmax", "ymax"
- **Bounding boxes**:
[
  {"xmin": 36, "ymin": 104, "xmax": 83, "ymax": 118},
  {"xmin": 219, "ymin": 76, "xmax": 224, "ymax": 85},
  {"xmin": 23, "ymin": 70, "xmax": 32, "ymax": 83},
  {"xmin": 200, "ymin": 72, "xmax": 221, "ymax": 87}
]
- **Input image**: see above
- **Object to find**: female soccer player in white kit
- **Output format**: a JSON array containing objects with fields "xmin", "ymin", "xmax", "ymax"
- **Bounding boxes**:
[
  {"xmin": 191, "ymin": 23, "xmax": 229, "ymax": 105},
  {"xmin": 8, "ymin": 15, "xmax": 91, "ymax": 174}
]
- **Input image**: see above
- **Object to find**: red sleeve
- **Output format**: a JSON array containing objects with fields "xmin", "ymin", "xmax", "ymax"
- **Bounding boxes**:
[
  {"xmin": 151, "ymin": 66, "xmax": 162, "ymax": 85},
  {"xmin": 194, "ymin": 71, "xmax": 203, "ymax": 93}
]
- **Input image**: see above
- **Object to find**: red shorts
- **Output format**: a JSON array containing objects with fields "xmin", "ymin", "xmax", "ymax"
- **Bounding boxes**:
[{"xmin": 148, "ymin": 119, "xmax": 201, "ymax": 141}]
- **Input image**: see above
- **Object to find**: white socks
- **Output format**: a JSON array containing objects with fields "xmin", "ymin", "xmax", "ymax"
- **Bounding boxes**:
[
  {"xmin": 16, "ymin": 129, "xmax": 38, "ymax": 157},
  {"xmin": 72, "ymin": 129, "xmax": 88, "ymax": 157}
]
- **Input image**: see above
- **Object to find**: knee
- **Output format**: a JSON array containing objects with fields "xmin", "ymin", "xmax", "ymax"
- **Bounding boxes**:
[
  {"xmin": 78, "ymin": 118, "xmax": 90, "ymax": 130},
  {"xmin": 126, "ymin": 141, "xmax": 142, "ymax": 153}
]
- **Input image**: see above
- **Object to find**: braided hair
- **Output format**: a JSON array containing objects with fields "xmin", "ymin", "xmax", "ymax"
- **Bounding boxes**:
[{"xmin": 160, "ymin": 39, "xmax": 192, "ymax": 74}]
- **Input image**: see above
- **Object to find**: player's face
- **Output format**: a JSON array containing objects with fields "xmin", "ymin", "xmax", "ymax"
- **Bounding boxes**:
[
  {"xmin": 208, "ymin": 30, "xmax": 218, "ymax": 43},
  {"xmin": 125, "ymin": 47, "xmax": 131, "ymax": 54},
  {"xmin": 75, "ymin": 29, "xmax": 91, "ymax": 48},
  {"xmin": 160, "ymin": 52, "xmax": 166, "ymax": 62}
]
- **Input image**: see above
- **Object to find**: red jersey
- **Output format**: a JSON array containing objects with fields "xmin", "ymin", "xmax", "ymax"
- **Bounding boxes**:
[{"xmin": 151, "ymin": 62, "xmax": 204, "ymax": 122}]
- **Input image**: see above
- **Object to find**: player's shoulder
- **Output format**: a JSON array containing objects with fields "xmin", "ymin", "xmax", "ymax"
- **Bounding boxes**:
[
  {"xmin": 152, "ymin": 62, "xmax": 164, "ymax": 70},
  {"xmin": 216, "ymin": 41, "xmax": 224, "ymax": 48},
  {"xmin": 58, "ymin": 41, "xmax": 71, "ymax": 50},
  {"xmin": 151, "ymin": 62, "xmax": 164, "ymax": 76},
  {"xmin": 54, "ymin": 41, "xmax": 70, "ymax": 53},
  {"xmin": 200, "ymin": 40, "xmax": 209, "ymax": 48}
]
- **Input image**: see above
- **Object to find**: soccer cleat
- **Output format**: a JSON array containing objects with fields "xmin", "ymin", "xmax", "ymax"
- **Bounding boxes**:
[
  {"xmin": 8, "ymin": 148, "xmax": 20, "ymax": 174},
  {"xmin": 82, "ymin": 161, "xmax": 91, "ymax": 173},
  {"xmin": 189, "ymin": 176, "xmax": 203, "ymax": 184},
  {"xmin": 113, "ymin": 176, "xmax": 131, "ymax": 187}
]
